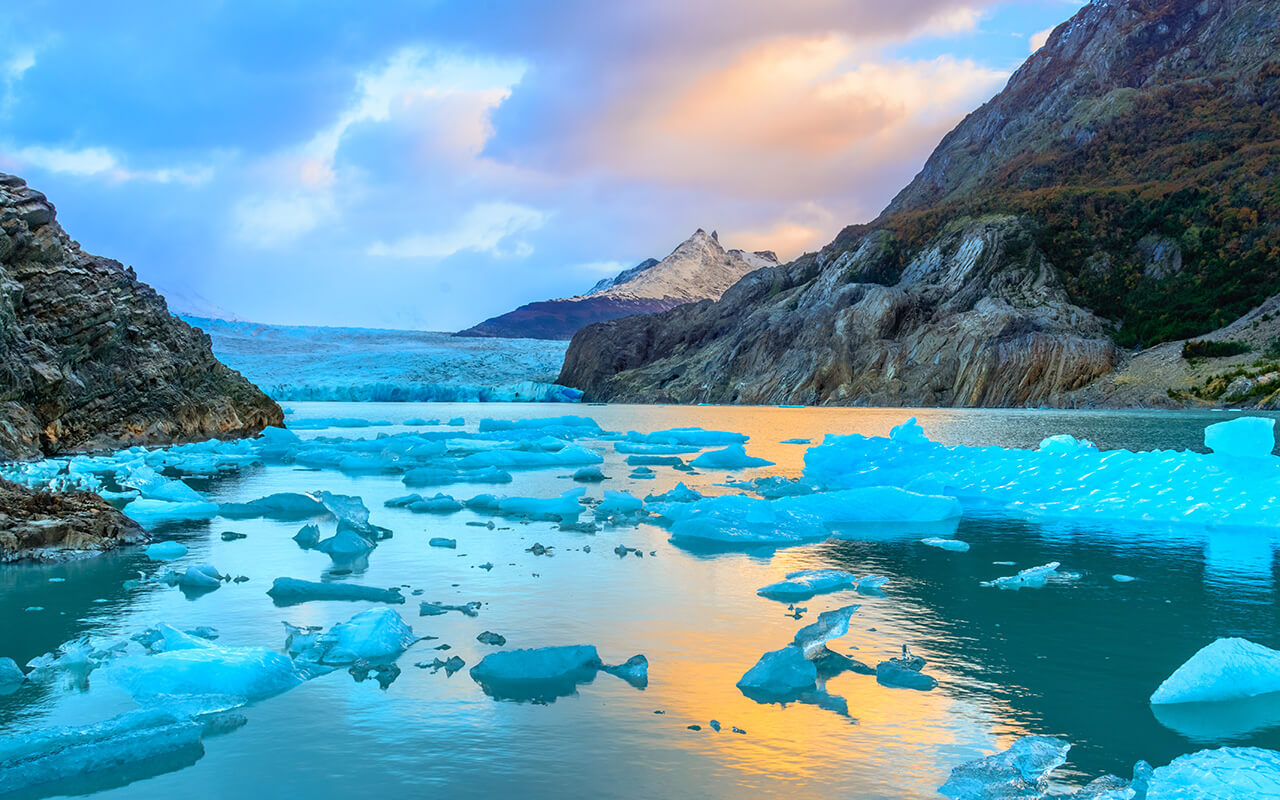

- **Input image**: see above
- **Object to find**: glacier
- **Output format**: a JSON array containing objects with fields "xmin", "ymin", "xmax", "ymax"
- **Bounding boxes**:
[{"xmin": 182, "ymin": 316, "xmax": 582, "ymax": 403}]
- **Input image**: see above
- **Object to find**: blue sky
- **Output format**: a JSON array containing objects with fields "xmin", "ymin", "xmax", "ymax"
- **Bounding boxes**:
[{"xmin": 0, "ymin": 0, "xmax": 1084, "ymax": 330}]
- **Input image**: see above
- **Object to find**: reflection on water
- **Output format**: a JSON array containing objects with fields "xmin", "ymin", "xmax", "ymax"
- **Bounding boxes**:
[{"xmin": 1, "ymin": 403, "xmax": 1278, "ymax": 799}]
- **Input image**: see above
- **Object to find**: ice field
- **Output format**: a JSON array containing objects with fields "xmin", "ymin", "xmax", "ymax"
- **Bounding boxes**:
[{"xmin": 4, "ymin": 403, "xmax": 1280, "ymax": 798}]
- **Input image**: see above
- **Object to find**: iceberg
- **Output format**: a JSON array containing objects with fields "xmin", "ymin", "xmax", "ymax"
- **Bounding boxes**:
[
  {"xmin": 875, "ymin": 651, "xmax": 937, "ymax": 691},
  {"xmin": 408, "ymin": 493, "xmax": 464, "ymax": 513},
  {"xmin": 625, "ymin": 455, "xmax": 686, "ymax": 467},
  {"xmin": 124, "ymin": 498, "xmax": 219, "ymax": 525},
  {"xmin": 1039, "ymin": 434, "xmax": 1098, "ymax": 455},
  {"xmin": 144, "ymin": 541, "xmax": 188, "ymax": 561},
  {"xmin": 119, "ymin": 467, "xmax": 205, "ymax": 504},
  {"xmin": 595, "ymin": 490, "xmax": 644, "ymax": 518},
  {"xmin": 1146, "ymin": 746, "xmax": 1280, "ymax": 798},
  {"xmin": 601, "ymin": 655, "xmax": 649, "ymax": 689},
  {"xmin": 1151, "ymin": 638, "xmax": 1280, "ymax": 705},
  {"xmin": 626, "ymin": 428, "xmax": 748, "ymax": 447},
  {"xmin": 293, "ymin": 608, "xmax": 418, "ymax": 665},
  {"xmin": 106, "ymin": 645, "xmax": 302, "ymax": 700},
  {"xmin": 572, "ymin": 466, "xmax": 606, "ymax": 482},
  {"xmin": 938, "ymin": 736, "xmax": 1072, "ymax": 800},
  {"xmin": 1205, "ymin": 416, "xmax": 1276, "ymax": 459},
  {"xmin": 644, "ymin": 482, "xmax": 703, "ymax": 503},
  {"xmin": 293, "ymin": 523, "xmax": 321, "ymax": 549},
  {"xmin": 805, "ymin": 416, "xmax": 1280, "ymax": 528},
  {"xmin": 0, "ymin": 658, "xmax": 24, "ymax": 692},
  {"xmin": 757, "ymin": 570, "xmax": 857, "ymax": 601},
  {"xmin": 690, "ymin": 444, "xmax": 774, "ymax": 469},
  {"xmin": 0, "ymin": 709, "xmax": 204, "ymax": 796},
  {"xmin": 314, "ymin": 528, "xmax": 375, "ymax": 560},
  {"xmin": 266, "ymin": 577, "xmax": 405, "ymax": 606},
  {"xmin": 736, "ymin": 646, "xmax": 816, "ymax": 697},
  {"xmin": 219, "ymin": 491, "xmax": 327, "ymax": 519},
  {"xmin": 467, "ymin": 488, "xmax": 585, "ymax": 521}
]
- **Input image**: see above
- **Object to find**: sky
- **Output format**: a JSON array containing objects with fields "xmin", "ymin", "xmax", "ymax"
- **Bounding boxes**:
[{"xmin": 0, "ymin": 0, "xmax": 1082, "ymax": 330}]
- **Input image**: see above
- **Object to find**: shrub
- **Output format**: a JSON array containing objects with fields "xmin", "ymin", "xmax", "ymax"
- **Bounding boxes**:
[{"xmin": 1182, "ymin": 340, "xmax": 1250, "ymax": 359}]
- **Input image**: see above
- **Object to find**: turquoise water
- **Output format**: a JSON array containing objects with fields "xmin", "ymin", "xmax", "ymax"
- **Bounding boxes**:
[{"xmin": 3, "ymin": 403, "xmax": 1279, "ymax": 799}]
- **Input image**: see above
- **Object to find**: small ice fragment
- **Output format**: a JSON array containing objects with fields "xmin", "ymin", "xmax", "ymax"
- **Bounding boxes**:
[
  {"xmin": 644, "ymin": 483, "xmax": 703, "ymax": 503},
  {"xmin": 293, "ymin": 523, "xmax": 321, "ymax": 549},
  {"xmin": 736, "ymin": 646, "xmax": 817, "ymax": 697},
  {"xmin": 595, "ymin": 490, "xmax": 644, "ymax": 517},
  {"xmin": 1039, "ymin": 434, "xmax": 1097, "ymax": 455},
  {"xmin": 477, "ymin": 631, "xmax": 506, "ymax": 646},
  {"xmin": 690, "ymin": 444, "xmax": 774, "ymax": 470},
  {"xmin": 981, "ymin": 562, "xmax": 1067, "ymax": 590},
  {"xmin": 602, "ymin": 654, "xmax": 648, "ymax": 688},
  {"xmin": 875, "ymin": 652, "xmax": 938, "ymax": 691},
  {"xmin": 923, "ymin": 538, "xmax": 970, "ymax": 552},
  {"xmin": 429, "ymin": 537, "xmax": 457, "ymax": 549},
  {"xmin": 419, "ymin": 601, "xmax": 481, "ymax": 617},
  {"xmin": 144, "ymin": 541, "xmax": 188, "ymax": 561},
  {"xmin": 889, "ymin": 417, "xmax": 929, "ymax": 444},
  {"xmin": 293, "ymin": 608, "xmax": 417, "ymax": 665},
  {"xmin": 1113, "ymin": 574, "xmax": 1137, "ymax": 583},
  {"xmin": 780, "ymin": 438, "xmax": 811, "ymax": 445},
  {"xmin": 447, "ymin": 417, "xmax": 465, "ymax": 426},
  {"xmin": 408, "ymin": 493, "xmax": 463, "ymax": 514},
  {"xmin": 315, "ymin": 528, "xmax": 375, "ymax": 560},
  {"xmin": 266, "ymin": 577, "xmax": 404, "ymax": 606}
]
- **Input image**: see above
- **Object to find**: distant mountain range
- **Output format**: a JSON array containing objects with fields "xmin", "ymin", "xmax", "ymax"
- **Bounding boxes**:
[
  {"xmin": 559, "ymin": 0, "xmax": 1280, "ymax": 409},
  {"xmin": 455, "ymin": 229, "xmax": 777, "ymax": 339}
]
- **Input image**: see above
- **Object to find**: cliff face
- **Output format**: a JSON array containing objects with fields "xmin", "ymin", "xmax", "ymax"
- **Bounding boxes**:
[
  {"xmin": 0, "ymin": 173, "xmax": 282, "ymax": 460},
  {"xmin": 456, "ymin": 230, "xmax": 778, "ymax": 340},
  {"xmin": 560, "ymin": 0, "xmax": 1280, "ymax": 406},
  {"xmin": 560, "ymin": 217, "xmax": 1114, "ymax": 405}
]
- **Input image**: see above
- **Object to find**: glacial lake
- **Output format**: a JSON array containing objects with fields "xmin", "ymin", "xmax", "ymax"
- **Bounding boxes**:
[{"xmin": 3, "ymin": 402, "xmax": 1279, "ymax": 799}]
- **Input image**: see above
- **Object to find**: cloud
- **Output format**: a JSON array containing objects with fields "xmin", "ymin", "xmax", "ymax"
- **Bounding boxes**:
[
  {"xmin": 5, "ymin": 144, "xmax": 213, "ymax": 183},
  {"xmin": 1029, "ymin": 26, "xmax": 1055, "ymax": 52},
  {"xmin": 233, "ymin": 46, "xmax": 527, "ymax": 248},
  {"xmin": 367, "ymin": 201, "xmax": 548, "ymax": 260}
]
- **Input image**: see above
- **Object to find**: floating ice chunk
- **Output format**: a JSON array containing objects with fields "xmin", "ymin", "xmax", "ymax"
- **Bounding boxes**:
[
  {"xmin": 408, "ymin": 493, "xmax": 463, "ymax": 513},
  {"xmin": 602, "ymin": 655, "xmax": 648, "ymax": 689},
  {"xmin": 267, "ymin": 577, "xmax": 404, "ymax": 606},
  {"xmin": 1146, "ymin": 746, "xmax": 1280, "ymax": 798},
  {"xmin": 595, "ymin": 490, "xmax": 644, "ymax": 517},
  {"xmin": 429, "ymin": 537, "xmax": 457, "ymax": 548},
  {"xmin": 447, "ymin": 417, "xmax": 465, "ymax": 426},
  {"xmin": 384, "ymin": 494, "xmax": 421, "ymax": 507},
  {"xmin": 0, "ymin": 658, "xmax": 25, "ymax": 691},
  {"xmin": 294, "ymin": 608, "xmax": 417, "ymax": 665},
  {"xmin": 1151, "ymin": 638, "xmax": 1280, "ymax": 706},
  {"xmin": 890, "ymin": 416, "xmax": 929, "ymax": 445},
  {"xmin": 144, "ymin": 541, "xmax": 188, "ymax": 561},
  {"xmin": 1069, "ymin": 773, "xmax": 1136, "ymax": 799},
  {"xmin": 479, "ymin": 416, "xmax": 600, "ymax": 433},
  {"xmin": 401, "ymin": 418, "xmax": 431, "ymax": 426},
  {"xmin": 876, "ymin": 652, "xmax": 937, "ymax": 691},
  {"xmin": 106, "ymin": 645, "xmax": 302, "ymax": 700},
  {"xmin": 293, "ymin": 523, "xmax": 320, "ymax": 549},
  {"xmin": 315, "ymin": 529, "xmax": 375, "ymax": 560},
  {"xmin": 1039, "ymin": 434, "xmax": 1097, "ymax": 455},
  {"xmin": 615, "ymin": 442, "xmax": 701, "ymax": 455},
  {"xmin": 219, "ymin": 492, "xmax": 327, "ymax": 519},
  {"xmin": 736, "ymin": 646, "xmax": 816, "ymax": 698},
  {"xmin": 419, "ymin": 601, "xmax": 481, "ymax": 617},
  {"xmin": 467, "ymin": 488, "xmax": 585, "ymax": 521},
  {"xmin": 923, "ymin": 538, "xmax": 970, "ymax": 552},
  {"xmin": 402, "ymin": 466, "xmax": 512, "ymax": 486},
  {"xmin": 124, "ymin": 498, "xmax": 219, "ymax": 525},
  {"xmin": 470, "ymin": 645, "xmax": 603, "ymax": 702},
  {"xmin": 856, "ymin": 575, "xmax": 891, "ymax": 593},
  {"xmin": 1113, "ymin": 574, "xmax": 1137, "ymax": 583},
  {"xmin": 644, "ymin": 483, "xmax": 703, "ymax": 503},
  {"xmin": 456, "ymin": 446, "xmax": 603, "ymax": 470},
  {"xmin": 626, "ymin": 455, "xmax": 685, "ymax": 467},
  {"xmin": 170, "ymin": 564, "xmax": 223, "ymax": 591},
  {"xmin": 1205, "ymin": 416, "xmax": 1276, "ymax": 459},
  {"xmin": 120, "ymin": 467, "xmax": 205, "ymax": 503},
  {"xmin": 572, "ymin": 466, "xmax": 606, "ymax": 482},
  {"xmin": 0, "ymin": 709, "xmax": 203, "ymax": 796},
  {"xmin": 780, "ymin": 438, "xmax": 811, "ymax": 445},
  {"xmin": 691, "ymin": 444, "xmax": 774, "ymax": 469},
  {"xmin": 793, "ymin": 604, "xmax": 859, "ymax": 658},
  {"xmin": 938, "ymin": 735, "xmax": 1071, "ymax": 800},
  {"xmin": 757, "ymin": 570, "xmax": 857, "ymax": 601},
  {"xmin": 287, "ymin": 417, "xmax": 392, "ymax": 430},
  {"xmin": 981, "ymin": 562, "xmax": 1074, "ymax": 590},
  {"xmin": 627, "ymin": 428, "xmax": 748, "ymax": 447}
]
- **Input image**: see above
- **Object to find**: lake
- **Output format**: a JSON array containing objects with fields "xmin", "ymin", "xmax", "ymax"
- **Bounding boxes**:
[{"xmin": 3, "ymin": 402, "xmax": 1278, "ymax": 799}]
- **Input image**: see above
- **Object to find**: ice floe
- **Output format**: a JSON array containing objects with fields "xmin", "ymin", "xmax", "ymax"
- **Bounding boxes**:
[
  {"xmin": 981, "ymin": 562, "xmax": 1078, "ymax": 590},
  {"xmin": 266, "ymin": 577, "xmax": 405, "ymax": 606},
  {"xmin": 757, "ymin": 570, "xmax": 858, "ymax": 601},
  {"xmin": 690, "ymin": 444, "xmax": 774, "ymax": 469},
  {"xmin": 469, "ymin": 645, "xmax": 645, "ymax": 702}
]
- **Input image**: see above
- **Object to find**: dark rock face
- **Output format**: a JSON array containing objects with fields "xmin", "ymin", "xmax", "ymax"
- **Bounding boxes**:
[
  {"xmin": 558, "ymin": 0, "xmax": 1278, "ymax": 406},
  {"xmin": 560, "ymin": 217, "xmax": 1115, "ymax": 406},
  {"xmin": 0, "ymin": 172, "xmax": 282, "ymax": 460},
  {"xmin": 454, "ymin": 295, "xmax": 679, "ymax": 340},
  {"xmin": 0, "ymin": 478, "xmax": 146, "ymax": 563}
]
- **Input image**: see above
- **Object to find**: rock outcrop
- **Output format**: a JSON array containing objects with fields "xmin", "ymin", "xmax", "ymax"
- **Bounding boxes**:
[
  {"xmin": 0, "ymin": 478, "xmax": 146, "ymax": 563},
  {"xmin": 0, "ymin": 172, "xmax": 282, "ymax": 460},
  {"xmin": 559, "ymin": 0, "xmax": 1280, "ymax": 406},
  {"xmin": 560, "ymin": 217, "xmax": 1114, "ymax": 405},
  {"xmin": 456, "ymin": 230, "xmax": 777, "ymax": 340}
]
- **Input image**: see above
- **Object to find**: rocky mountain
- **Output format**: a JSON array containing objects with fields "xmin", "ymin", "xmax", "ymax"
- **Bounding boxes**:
[
  {"xmin": 0, "ymin": 173, "xmax": 283, "ymax": 460},
  {"xmin": 456, "ymin": 230, "xmax": 778, "ymax": 339},
  {"xmin": 560, "ymin": 0, "xmax": 1280, "ymax": 407}
]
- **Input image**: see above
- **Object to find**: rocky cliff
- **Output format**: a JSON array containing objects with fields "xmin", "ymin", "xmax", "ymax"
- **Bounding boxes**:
[
  {"xmin": 0, "ymin": 173, "xmax": 282, "ymax": 460},
  {"xmin": 560, "ymin": 0, "xmax": 1280, "ymax": 406},
  {"xmin": 457, "ymin": 230, "xmax": 778, "ymax": 340}
]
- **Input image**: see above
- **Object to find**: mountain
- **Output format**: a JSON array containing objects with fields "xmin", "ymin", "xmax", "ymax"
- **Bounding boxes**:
[
  {"xmin": 559, "ymin": 0, "xmax": 1280, "ymax": 407},
  {"xmin": 455, "ymin": 229, "xmax": 778, "ymax": 339},
  {"xmin": 0, "ymin": 173, "xmax": 283, "ymax": 460}
]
